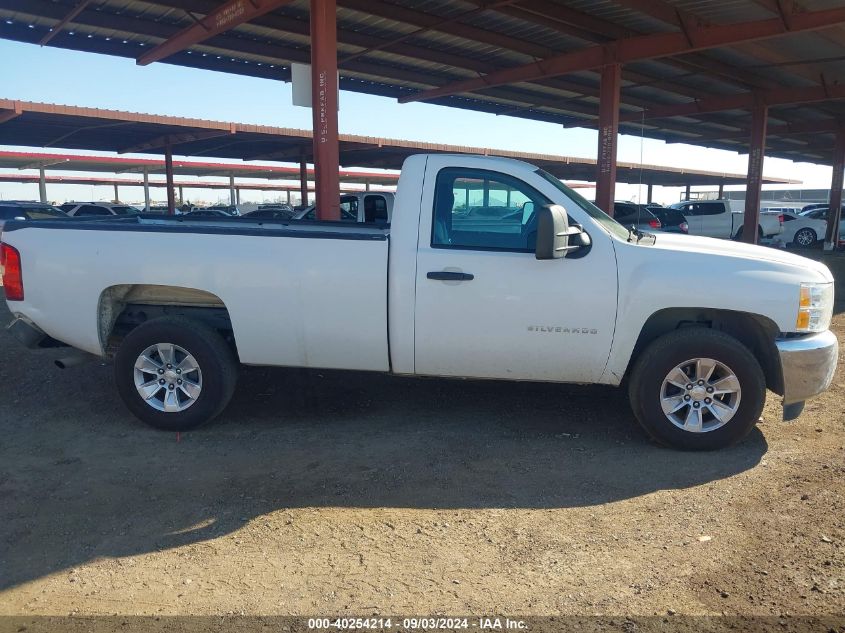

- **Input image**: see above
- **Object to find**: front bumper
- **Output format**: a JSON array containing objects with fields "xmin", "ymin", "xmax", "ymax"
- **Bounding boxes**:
[{"xmin": 776, "ymin": 330, "xmax": 839, "ymax": 410}]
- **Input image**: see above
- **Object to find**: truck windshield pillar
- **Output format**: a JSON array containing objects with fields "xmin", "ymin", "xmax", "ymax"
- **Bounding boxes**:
[
  {"xmin": 595, "ymin": 63, "xmax": 621, "ymax": 216},
  {"xmin": 824, "ymin": 128, "xmax": 845, "ymax": 251},
  {"xmin": 310, "ymin": 0, "xmax": 341, "ymax": 220},
  {"xmin": 742, "ymin": 99, "xmax": 768, "ymax": 244}
]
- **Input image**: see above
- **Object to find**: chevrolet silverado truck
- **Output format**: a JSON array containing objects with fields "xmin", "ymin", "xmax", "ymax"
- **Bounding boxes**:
[
  {"xmin": 1, "ymin": 155, "xmax": 838, "ymax": 450},
  {"xmin": 669, "ymin": 199, "xmax": 783, "ymax": 240}
]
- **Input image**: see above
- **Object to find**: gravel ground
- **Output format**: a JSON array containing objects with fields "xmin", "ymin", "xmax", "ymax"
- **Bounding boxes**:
[{"xmin": 0, "ymin": 273, "xmax": 844, "ymax": 618}]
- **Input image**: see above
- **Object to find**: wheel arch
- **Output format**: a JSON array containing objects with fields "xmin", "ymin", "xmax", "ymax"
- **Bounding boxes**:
[
  {"xmin": 627, "ymin": 307, "xmax": 783, "ymax": 395},
  {"xmin": 98, "ymin": 284, "xmax": 237, "ymax": 359}
]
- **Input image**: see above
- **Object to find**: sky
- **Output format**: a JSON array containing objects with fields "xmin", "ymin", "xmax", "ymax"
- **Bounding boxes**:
[{"xmin": 0, "ymin": 38, "xmax": 835, "ymax": 206}]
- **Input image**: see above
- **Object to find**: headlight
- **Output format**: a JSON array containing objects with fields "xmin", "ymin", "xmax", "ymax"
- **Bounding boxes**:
[{"xmin": 796, "ymin": 282, "xmax": 834, "ymax": 332}]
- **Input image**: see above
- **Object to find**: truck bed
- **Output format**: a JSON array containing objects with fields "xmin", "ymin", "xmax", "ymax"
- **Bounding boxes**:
[{"xmin": 1, "ymin": 215, "xmax": 391, "ymax": 371}]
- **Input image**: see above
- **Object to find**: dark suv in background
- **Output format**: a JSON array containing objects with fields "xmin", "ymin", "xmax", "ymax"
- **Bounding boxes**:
[
  {"xmin": 613, "ymin": 202, "xmax": 688, "ymax": 233},
  {"xmin": 0, "ymin": 201, "xmax": 68, "ymax": 236}
]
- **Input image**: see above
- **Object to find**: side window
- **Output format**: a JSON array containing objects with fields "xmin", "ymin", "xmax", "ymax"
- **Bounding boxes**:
[
  {"xmin": 60, "ymin": 204, "xmax": 76, "ymax": 213},
  {"xmin": 364, "ymin": 195, "xmax": 388, "ymax": 222},
  {"xmin": 75, "ymin": 205, "xmax": 110, "ymax": 216},
  {"xmin": 696, "ymin": 203, "xmax": 724, "ymax": 216},
  {"xmin": 432, "ymin": 168, "xmax": 550, "ymax": 251}
]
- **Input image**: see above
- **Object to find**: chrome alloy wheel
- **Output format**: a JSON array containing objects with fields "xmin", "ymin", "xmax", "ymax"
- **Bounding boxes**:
[
  {"xmin": 660, "ymin": 357, "xmax": 741, "ymax": 433},
  {"xmin": 133, "ymin": 343, "xmax": 202, "ymax": 412},
  {"xmin": 794, "ymin": 228, "xmax": 816, "ymax": 247}
]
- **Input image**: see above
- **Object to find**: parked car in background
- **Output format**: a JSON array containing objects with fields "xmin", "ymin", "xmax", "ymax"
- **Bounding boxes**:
[
  {"xmin": 203, "ymin": 205, "xmax": 240, "ymax": 216},
  {"xmin": 184, "ymin": 209, "xmax": 234, "ymax": 218},
  {"xmin": 60, "ymin": 202, "xmax": 141, "ymax": 217},
  {"xmin": 293, "ymin": 192, "xmax": 394, "ymax": 223},
  {"xmin": 613, "ymin": 202, "xmax": 663, "ymax": 231},
  {"xmin": 243, "ymin": 204, "xmax": 296, "ymax": 220},
  {"xmin": 669, "ymin": 200, "xmax": 782, "ymax": 240},
  {"xmin": 780, "ymin": 211, "xmax": 828, "ymax": 247},
  {"xmin": 0, "ymin": 201, "xmax": 67, "ymax": 235},
  {"xmin": 647, "ymin": 205, "xmax": 689, "ymax": 233},
  {"xmin": 793, "ymin": 208, "xmax": 845, "ymax": 244},
  {"xmin": 613, "ymin": 202, "xmax": 688, "ymax": 234}
]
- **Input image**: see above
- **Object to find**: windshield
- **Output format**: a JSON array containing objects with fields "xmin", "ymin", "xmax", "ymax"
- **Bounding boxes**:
[
  {"xmin": 534, "ymin": 169, "xmax": 628, "ymax": 239},
  {"xmin": 112, "ymin": 206, "xmax": 141, "ymax": 215}
]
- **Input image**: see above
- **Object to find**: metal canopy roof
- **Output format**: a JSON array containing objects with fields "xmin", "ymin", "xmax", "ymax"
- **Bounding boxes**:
[
  {"xmin": 0, "ymin": 100, "xmax": 797, "ymax": 186},
  {"xmin": 0, "ymin": 0, "xmax": 844, "ymax": 165},
  {"xmin": 0, "ymin": 149, "xmax": 400, "ymax": 185}
]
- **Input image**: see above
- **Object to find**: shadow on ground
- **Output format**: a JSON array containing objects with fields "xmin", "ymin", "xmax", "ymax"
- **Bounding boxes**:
[{"xmin": 0, "ymin": 304, "xmax": 767, "ymax": 592}]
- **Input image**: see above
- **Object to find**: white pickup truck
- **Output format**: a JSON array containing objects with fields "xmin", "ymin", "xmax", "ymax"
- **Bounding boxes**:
[
  {"xmin": 1, "ymin": 155, "xmax": 837, "ymax": 450},
  {"xmin": 669, "ymin": 200, "xmax": 783, "ymax": 240}
]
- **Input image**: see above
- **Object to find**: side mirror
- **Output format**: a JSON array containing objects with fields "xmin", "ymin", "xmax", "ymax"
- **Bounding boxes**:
[{"xmin": 535, "ymin": 204, "xmax": 588, "ymax": 260}]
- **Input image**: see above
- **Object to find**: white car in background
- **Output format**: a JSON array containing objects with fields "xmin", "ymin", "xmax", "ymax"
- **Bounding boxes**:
[
  {"xmin": 780, "ymin": 210, "xmax": 828, "ymax": 247},
  {"xmin": 59, "ymin": 202, "xmax": 141, "ymax": 217}
]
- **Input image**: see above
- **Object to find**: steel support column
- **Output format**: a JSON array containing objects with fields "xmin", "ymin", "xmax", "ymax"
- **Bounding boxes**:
[
  {"xmin": 742, "ymin": 100, "xmax": 768, "ymax": 245},
  {"xmin": 38, "ymin": 167, "xmax": 47, "ymax": 203},
  {"xmin": 236, "ymin": 188, "xmax": 241, "ymax": 205},
  {"xmin": 646, "ymin": 183, "xmax": 653, "ymax": 204},
  {"xmin": 229, "ymin": 176, "xmax": 236, "ymax": 206},
  {"xmin": 299, "ymin": 154, "xmax": 309, "ymax": 207},
  {"xmin": 113, "ymin": 183, "xmax": 119, "ymax": 202},
  {"xmin": 684, "ymin": 184, "xmax": 690, "ymax": 200},
  {"xmin": 286, "ymin": 190, "xmax": 291, "ymax": 205},
  {"xmin": 165, "ymin": 141, "xmax": 175, "ymax": 215},
  {"xmin": 179, "ymin": 186, "xmax": 184, "ymax": 204},
  {"xmin": 718, "ymin": 181, "xmax": 724, "ymax": 199},
  {"xmin": 143, "ymin": 168, "xmax": 151, "ymax": 212},
  {"xmin": 824, "ymin": 128, "xmax": 845, "ymax": 251},
  {"xmin": 310, "ymin": 0, "xmax": 341, "ymax": 220},
  {"xmin": 595, "ymin": 63, "xmax": 621, "ymax": 216}
]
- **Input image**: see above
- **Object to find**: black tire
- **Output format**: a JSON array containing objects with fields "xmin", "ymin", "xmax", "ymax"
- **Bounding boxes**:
[
  {"xmin": 733, "ymin": 226, "xmax": 763, "ymax": 241},
  {"xmin": 792, "ymin": 227, "xmax": 817, "ymax": 248},
  {"xmin": 114, "ymin": 316, "xmax": 238, "ymax": 431},
  {"xmin": 628, "ymin": 328, "xmax": 765, "ymax": 450}
]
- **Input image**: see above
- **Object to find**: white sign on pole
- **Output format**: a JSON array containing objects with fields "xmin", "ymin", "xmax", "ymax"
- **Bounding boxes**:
[
  {"xmin": 291, "ymin": 62, "xmax": 340, "ymax": 108},
  {"xmin": 291, "ymin": 63, "xmax": 312, "ymax": 107}
]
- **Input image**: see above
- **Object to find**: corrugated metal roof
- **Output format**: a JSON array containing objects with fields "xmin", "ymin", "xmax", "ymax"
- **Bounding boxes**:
[
  {"xmin": 0, "ymin": 99, "xmax": 800, "ymax": 185},
  {"xmin": 0, "ymin": 0, "xmax": 843, "ymax": 164}
]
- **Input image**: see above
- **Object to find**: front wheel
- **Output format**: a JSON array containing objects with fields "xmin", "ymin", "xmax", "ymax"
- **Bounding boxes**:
[
  {"xmin": 628, "ymin": 328, "xmax": 765, "ymax": 450},
  {"xmin": 114, "ymin": 317, "xmax": 238, "ymax": 431}
]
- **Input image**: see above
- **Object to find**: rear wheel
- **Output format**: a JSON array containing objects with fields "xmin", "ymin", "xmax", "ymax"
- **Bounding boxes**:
[
  {"xmin": 114, "ymin": 317, "xmax": 237, "ymax": 431},
  {"xmin": 628, "ymin": 328, "xmax": 765, "ymax": 450},
  {"xmin": 793, "ymin": 227, "xmax": 817, "ymax": 248}
]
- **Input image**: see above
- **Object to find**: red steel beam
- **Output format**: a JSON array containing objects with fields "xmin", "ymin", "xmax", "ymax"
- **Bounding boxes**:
[
  {"xmin": 825, "ymin": 129, "xmax": 845, "ymax": 250},
  {"xmin": 39, "ymin": 0, "xmax": 92, "ymax": 46},
  {"xmin": 310, "ymin": 0, "xmax": 340, "ymax": 220},
  {"xmin": 595, "ymin": 64, "xmax": 621, "ymax": 216},
  {"xmin": 164, "ymin": 140, "xmax": 176, "ymax": 216},
  {"xmin": 299, "ymin": 152, "xmax": 309, "ymax": 207},
  {"xmin": 399, "ymin": 5, "xmax": 845, "ymax": 103},
  {"xmin": 0, "ymin": 100, "xmax": 23, "ymax": 124},
  {"xmin": 742, "ymin": 100, "xmax": 768, "ymax": 245},
  {"xmin": 137, "ymin": 0, "xmax": 296, "ymax": 66}
]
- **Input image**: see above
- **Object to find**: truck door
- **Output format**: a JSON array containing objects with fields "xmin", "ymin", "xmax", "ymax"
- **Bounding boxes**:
[{"xmin": 413, "ymin": 163, "xmax": 617, "ymax": 383}]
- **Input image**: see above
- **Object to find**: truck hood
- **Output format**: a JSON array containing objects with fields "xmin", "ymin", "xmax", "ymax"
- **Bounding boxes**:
[{"xmin": 651, "ymin": 233, "xmax": 834, "ymax": 283}]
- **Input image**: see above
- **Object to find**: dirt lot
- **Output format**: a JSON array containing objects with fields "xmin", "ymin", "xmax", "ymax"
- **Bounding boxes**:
[{"xmin": 1, "ymin": 264, "xmax": 844, "ymax": 618}]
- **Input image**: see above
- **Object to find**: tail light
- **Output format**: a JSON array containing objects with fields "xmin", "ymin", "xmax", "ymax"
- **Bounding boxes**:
[
  {"xmin": 679, "ymin": 221, "xmax": 689, "ymax": 233},
  {"xmin": 648, "ymin": 218, "xmax": 662, "ymax": 229},
  {"xmin": 778, "ymin": 214, "xmax": 784, "ymax": 225},
  {"xmin": 0, "ymin": 243, "xmax": 23, "ymax": 301}
]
